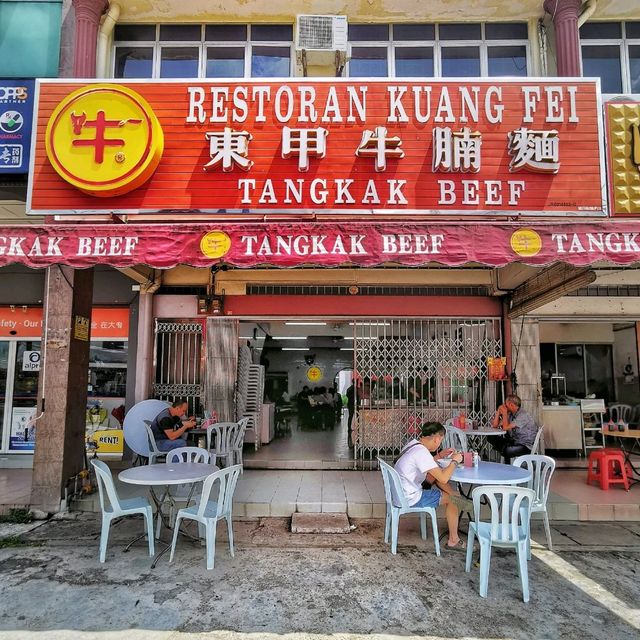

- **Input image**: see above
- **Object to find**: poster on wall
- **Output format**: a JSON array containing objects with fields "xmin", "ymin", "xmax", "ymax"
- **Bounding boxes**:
[{"xmin": 9, "ymin": 407, "xmax": 36, "ymax": 451}]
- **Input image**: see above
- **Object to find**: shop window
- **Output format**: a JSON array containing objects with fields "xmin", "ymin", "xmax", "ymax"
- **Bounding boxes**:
[
  {"xmin": 89, "ymin": 341, "xmax": 127, "ymax": 398},
  {"xmin": 580, "ymin": 21, "xmax": 640, "ymax": 94},
  {"xmin": 540, "ymin": 342, "xmax": 614, "ymax": 403},
  {"xmin": 0, "ymin": 342, "xmax": 8, "ymax": 447},
  {"xmin": 114, "ymin": 46, "xmax": 154, "ymax": 78},
  {"xmin": 159, "ymin": 47, "xmax": 199, "ymax": 78},
  {"xmin": 348, "ymin": 22, "xmax": 529, "ymax": 78}
]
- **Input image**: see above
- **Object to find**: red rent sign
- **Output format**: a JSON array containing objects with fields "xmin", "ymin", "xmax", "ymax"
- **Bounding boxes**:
[
  {"xmin": 0, "ymin": 223, "xmax": 638, "ymax": 268},
  {"xmin": 29, "ymin": 80, "xmax": 605, "ymax": 217}
]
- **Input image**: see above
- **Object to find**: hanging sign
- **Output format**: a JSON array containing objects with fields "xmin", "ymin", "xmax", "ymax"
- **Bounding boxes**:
[
  {"xmin": 74, "ymin": 315, "xmax": 90, "ymax": 341},
  {"xmin": 28, "ymin": 79, "xmax": 606, "ymax": 217},
  {"xmin": 487, "ymin": 356, "xmax": 508, "ymax": 381},
  {"xmin": 22, "ymin": 350, "xmax": 41, "ymax": 372}
]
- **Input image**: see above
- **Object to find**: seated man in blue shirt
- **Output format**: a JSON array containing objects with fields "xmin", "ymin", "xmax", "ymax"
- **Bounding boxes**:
[
  {"xmin": 149, "ymin": 399, "xmax": 196, "ymax": 452},
  {"xmin": 490, "ymin": 394, "xmax": 538, "ymax": 463}
]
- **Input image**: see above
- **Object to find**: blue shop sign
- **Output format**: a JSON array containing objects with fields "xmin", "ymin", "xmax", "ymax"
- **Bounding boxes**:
[{"xmin": 0, "ymin": 79, "xmax": 35, "ymax": 174}]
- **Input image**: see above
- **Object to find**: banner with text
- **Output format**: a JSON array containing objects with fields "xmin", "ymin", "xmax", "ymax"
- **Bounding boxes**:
[
  {"xmin": 1, "ymin": 223, "xmax": 638, "ymax": 269},
  {"xmin": 28, "ymin": 79, "xmax": 606, "ymax": 217}
]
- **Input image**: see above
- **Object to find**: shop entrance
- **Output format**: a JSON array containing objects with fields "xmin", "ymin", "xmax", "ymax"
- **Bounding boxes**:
[{"xmin": 237, "ymin": 317, "xmax": 503, "ymax": 469}]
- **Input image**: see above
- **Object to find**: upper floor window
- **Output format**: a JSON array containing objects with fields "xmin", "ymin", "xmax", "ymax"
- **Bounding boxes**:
[
  {"xmin": 113, "ymin": 24, "xmax": 293, "ymax": 79},
  {"xmin": 580, "ymin": 21, "xmax": 640, "ymax": 94},
  {"xmin": 347, "ymin": 22, "xmax": 529, "ymax": 78}
]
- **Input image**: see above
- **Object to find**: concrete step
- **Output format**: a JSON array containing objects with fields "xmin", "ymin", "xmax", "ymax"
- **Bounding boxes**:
[{"xmin": 291, "ymin": 512, "xmax": 351, "ymax": 533}]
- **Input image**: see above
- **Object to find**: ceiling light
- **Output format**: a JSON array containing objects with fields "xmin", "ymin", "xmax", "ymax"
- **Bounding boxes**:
[
  {"xmin": 284, "ymin": 321, "xmax": 327, "ymax": 326},
  {"xmin": 282, "ymin": 347, "xmax": 310, "ymax": 351},
  {"xmin": 340, "ymin": 348, "xmax": 354, "ymax": 351}
]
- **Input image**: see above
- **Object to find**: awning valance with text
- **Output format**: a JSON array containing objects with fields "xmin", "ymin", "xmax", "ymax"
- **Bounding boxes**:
[{"xmin": 1, "ymin": 222, "xmax": 639, "ymax": 269}]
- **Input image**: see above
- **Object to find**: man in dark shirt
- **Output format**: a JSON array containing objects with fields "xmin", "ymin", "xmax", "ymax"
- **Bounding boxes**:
[
  {"xmin": 149, "ymin": 399, "xmax": 196, "ymax": 452},
  {"xmin": 490, "ymin": 394, "xmax": 538, "ymax": 463}
]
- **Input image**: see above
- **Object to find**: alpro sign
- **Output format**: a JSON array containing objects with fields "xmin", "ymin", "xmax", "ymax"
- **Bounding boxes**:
[{"xmin": 28, "ymin": 79, "xmax": 606, "ymax": 217}]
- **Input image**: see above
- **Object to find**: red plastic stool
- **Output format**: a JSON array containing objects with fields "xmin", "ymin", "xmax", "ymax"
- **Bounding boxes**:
[{"xmin": 587, "ymin": 449, "xmax": 630, "ymax": 491}]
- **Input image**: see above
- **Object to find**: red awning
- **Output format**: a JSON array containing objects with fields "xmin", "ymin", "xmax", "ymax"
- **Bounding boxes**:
[{"xmin": 1, "ymin": 222, "xmax": 639, "ymax": 269}]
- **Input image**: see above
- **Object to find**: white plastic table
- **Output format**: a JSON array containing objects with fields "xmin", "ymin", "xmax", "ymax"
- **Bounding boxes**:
[
  {"xmin": 464, "ymin": 428, "xmax": 505, "ymax": 460},
  {"xmin": 119, "ymin": 462, "xmax": 218, "ymax": 566},
  {"xmin": 451, "ymin": 460, "xmax": 531, "ymax": 486}
]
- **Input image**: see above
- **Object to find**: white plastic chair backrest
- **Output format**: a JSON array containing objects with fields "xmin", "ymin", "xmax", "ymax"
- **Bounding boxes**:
[
  {"xmin": 196, "ymin": 465, "xmax": 242, "ymax": 518},
  {"xmin": 233, "ymin": 417, "xmax": 250, "ymax": 449},
  {"xmin": 444, "ymin": 425, "xmax": 468, "ymax": 452},
  {"xmin": 206, "ymin": 422, "xmax": 238, "ymax": 454},
  {"xmin": 143, "ymin": 421, "xmax": 162, "ymax": 456},
  {"xmin": 165, "ymin": 447, "xmax": 211, "ymax": 464},
  {"xmin": 472, "ymin": 485, "xmax": 535, "ymax": 544},
  {"xmin": 512, "ymin": 454, "xmax": 555, "ymax": 506},
  {"xmin": 530, "ymin": 426, "xmax": 544, "ymax": 455},
  {"xmin": 443, "ymin": 418, "xmax": 454, "ymax": 427},
  {"xmin": 378, "ymin": 459, "xmax": 410, "ymax": 509},
  {"xmin": 609, "ymin": 403, "xmax": 632, "ymax": 423},
  {"xmin": 91, "ymin": 459, "xmax": 121, "ymax": 513}
]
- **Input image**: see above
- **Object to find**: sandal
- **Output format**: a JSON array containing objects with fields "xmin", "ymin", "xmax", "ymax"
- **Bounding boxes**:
[{"xmin": 446, "ymin": 538, "xmax": 467, "ymax": 551}]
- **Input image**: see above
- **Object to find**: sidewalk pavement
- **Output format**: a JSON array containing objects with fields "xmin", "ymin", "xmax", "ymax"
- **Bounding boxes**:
[{"xmin": 0, "ymin": 514, "xmax": 639, "ymax": 640}]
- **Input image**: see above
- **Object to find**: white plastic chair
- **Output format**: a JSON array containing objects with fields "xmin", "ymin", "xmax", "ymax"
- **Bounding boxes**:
[
  {"xmin": 530, "ymin": 426, "xmax": 545, "ymax": 455},
  {"xmin": 169, "ymin": 465, "xmax": 242, "ymax": 570},
  {"xmin": 465, "ymin": 485, "xmax": 535, "ymax": 602},
  {"xmin": 230, "ymin": 417, "xmax": 250, "ymax": 470},
  {"xmin": 609, "ymin": 403, "xmax": 632, "ymax": 423},
  {"xmin": 512, "ymin": 454, "xmax": 556, "ymax": 554},
  {"xmin": 377, "ymin": 458, "xmax": 440, "ymax": 556},
  {"xmin": 206, "ymin": 421, "xmax": 238, "ymax": 468},
  {"xmin": 91, "ymin": 459, "xmax": 155, "ymax": 563},
  {"xmin": 155, "ymin": 446, "xmax": 211, "ymax": 538},
  {"xmin": 143, "ymin": 420, "xmax": 166, "ymax": 464},
  {"xmin": 444, "ymin": 425, "xmax": 468, "ymax": 452}
]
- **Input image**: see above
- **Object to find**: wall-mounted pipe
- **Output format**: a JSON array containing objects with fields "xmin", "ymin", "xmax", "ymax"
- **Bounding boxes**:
[
  {"xmin": 578, "ymin": 0, "xmax": 597, "ymax": 28},
  {"xmin": 96, "ymin": 1, "xmax": 121, "ymax": 79}
]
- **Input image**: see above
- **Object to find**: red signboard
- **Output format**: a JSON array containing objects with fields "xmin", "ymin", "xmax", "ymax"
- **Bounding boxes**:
[
  {"xmin": 0, "ymin": 306, "xmax": 129, "ymax": 338},
  {"xmin": 0, "ymin": 223, "xmax": 638, "ymax": 269},
  {"xmin": 28, "ymin": 80, "xmax": 605, "ymax": 217}
]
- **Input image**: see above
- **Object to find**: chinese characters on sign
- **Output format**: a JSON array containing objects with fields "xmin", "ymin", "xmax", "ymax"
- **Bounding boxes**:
[{"xmin": 31, "ymin": 81, "xmax": 605, "ymax": 215}]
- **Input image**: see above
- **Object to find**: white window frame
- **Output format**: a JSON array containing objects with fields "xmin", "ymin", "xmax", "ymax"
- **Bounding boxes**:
[
  {"xmin": 347, "ymin": 23, "xmax": 530, "ymax": 78},
  {"xmin": 111, "ymin": 24, "xmax": 294, "ymax": 79},
  {"xmin": 580, "ymin": 22, "xmax": 640, "ymax": 94}
]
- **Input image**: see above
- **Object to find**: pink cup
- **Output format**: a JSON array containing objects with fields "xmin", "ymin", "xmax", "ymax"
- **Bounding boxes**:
[{"xmin": 462, "ymin": 452, "xmax": 473, "ymax": 467}]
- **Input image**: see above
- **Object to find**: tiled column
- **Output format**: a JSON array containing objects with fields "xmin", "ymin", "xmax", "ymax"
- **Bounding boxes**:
[
  {"xmin": 544, "ymin": 0, "xmax": 583, "ymax": 77},
  {"xmin": 511, "ymin": 317, "xmax": 543, "ymax": 425},
  {"xmin": 72, "ymin": 0, "xmax": 108, "ymax": 77},
  {"xmin": 31, "ymin": 267, "xmax": 94, "ymax": 513}
]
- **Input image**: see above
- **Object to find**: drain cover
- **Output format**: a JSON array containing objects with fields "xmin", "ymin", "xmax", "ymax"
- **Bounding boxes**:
[{"xmin": 291, "ymin": 512, "xmax": 351, "ymax": 534}]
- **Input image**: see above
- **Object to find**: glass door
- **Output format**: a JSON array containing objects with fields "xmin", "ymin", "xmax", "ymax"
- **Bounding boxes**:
[
  {"xmin": 0, "ymin": 342, "xmax": 10, "ymax": 451},
  {"xmin": 9, "ymin": 341, "xmax": 40, "ymax": 451}
]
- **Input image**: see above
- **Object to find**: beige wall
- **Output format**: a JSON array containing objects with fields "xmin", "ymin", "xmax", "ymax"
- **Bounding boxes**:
[{"xmin": 539, "ymin": 322, "xmax": 615, "ymax": 344}]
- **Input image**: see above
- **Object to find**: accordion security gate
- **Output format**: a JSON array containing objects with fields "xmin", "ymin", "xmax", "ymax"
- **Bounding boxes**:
[{"xmin": 353, "ymin": 318, "xmax": 503, "ymax": 466}]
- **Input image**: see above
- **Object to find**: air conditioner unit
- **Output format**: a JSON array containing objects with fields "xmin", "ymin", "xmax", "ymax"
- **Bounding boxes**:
[{"xmin": 296, "ymin": 15, "xmax": 348, "ymax": 52}]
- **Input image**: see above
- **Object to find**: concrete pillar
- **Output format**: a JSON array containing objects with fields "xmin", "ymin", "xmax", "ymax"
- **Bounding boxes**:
[
  {"xmin": 511, "ymin": 317, "xmax": 543, "ymax": 425},
  {"xmin": 134, "ymin": 292, "xmax": 155, "ymax": 404},
  {"xmin": 31, "ymin": 266, "xmax": 94, "ymax": 513},
  {"xmin": 72, "ymin": 0, "xmax": 108, "ymax": 78},
  {"xmin": 543, "ymin": 0, "xmax": 583, "ymax": 77}
]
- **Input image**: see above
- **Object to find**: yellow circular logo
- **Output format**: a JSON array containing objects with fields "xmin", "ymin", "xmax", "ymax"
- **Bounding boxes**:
[
  {"xmin": 45, "ymin": 84, "xmax": 163, "ymax": 197},
  {"xmin": 200, "ymin": 231, "xmax": 232, "ymax": 259},
  {"xmin": 307, "ymin": 366, "xmax": 322, "ymax": 383},
  {"xmin": 510, "ymin": 229, "xmax": 542, "ymax": 257}
]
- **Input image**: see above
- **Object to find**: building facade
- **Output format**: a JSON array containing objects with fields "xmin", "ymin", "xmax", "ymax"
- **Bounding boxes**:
[{"xmin": 0, "ymin": 0, "xmax": 639, "ymax": 511}]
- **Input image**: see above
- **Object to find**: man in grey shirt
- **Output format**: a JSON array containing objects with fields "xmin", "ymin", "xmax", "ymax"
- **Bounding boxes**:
[{"xmin": 490, "ymin": 394, "xmax": 538, "ymax": 463}]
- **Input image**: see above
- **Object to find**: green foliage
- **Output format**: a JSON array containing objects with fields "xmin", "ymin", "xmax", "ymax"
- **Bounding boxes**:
[{"xmin": 0, "ymin": 508, "xmax": 33, "ymax": 524}]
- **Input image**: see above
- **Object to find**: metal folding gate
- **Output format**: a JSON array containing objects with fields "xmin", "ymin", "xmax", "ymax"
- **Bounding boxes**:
[
  {"xmin": 153, "ymin": 319, "xmax": 204, "ymax": 415},
  {"xmin": 353, "ymin": 318, "xmax": 503, "ymax": 464}
]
